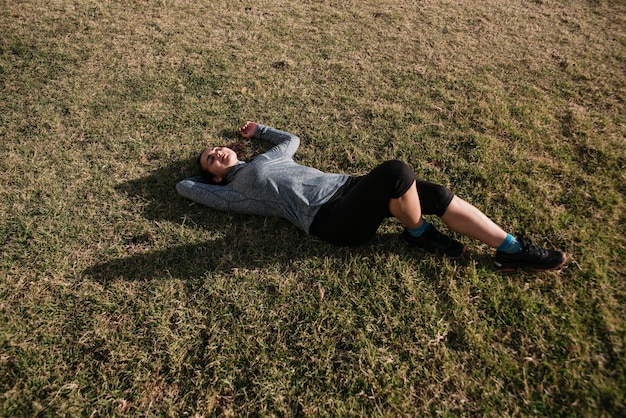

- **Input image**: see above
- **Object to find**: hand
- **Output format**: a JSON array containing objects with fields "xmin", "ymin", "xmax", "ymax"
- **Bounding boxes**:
[{"xmin": 239, "ymin": 121, "xmax": 258, "ymax": 139}]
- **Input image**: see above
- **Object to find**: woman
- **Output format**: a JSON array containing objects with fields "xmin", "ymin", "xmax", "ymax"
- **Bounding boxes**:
[{"xmin": 176, "ymin": 121, "xmax": 566, "ymax": 271}]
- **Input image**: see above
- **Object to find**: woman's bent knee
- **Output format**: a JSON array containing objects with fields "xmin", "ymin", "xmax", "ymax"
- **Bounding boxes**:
[{"xmin": 377, "ymin": 160, "xmax": 415, "ymax": 199}]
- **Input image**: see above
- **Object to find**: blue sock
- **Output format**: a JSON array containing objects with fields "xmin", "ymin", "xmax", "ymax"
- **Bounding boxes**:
[
  {"xmin": 407, "ymin": 220, "xmax": 430, "ymax": 238},
  {"xmin": 497, "ymin": 234, "xmax": 521, "ymax": 254}
]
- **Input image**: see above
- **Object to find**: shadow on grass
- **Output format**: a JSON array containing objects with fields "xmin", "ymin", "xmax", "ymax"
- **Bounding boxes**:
[{"xmin": 82, "ymin": 156, "xmax": 497, "ymax": 285}]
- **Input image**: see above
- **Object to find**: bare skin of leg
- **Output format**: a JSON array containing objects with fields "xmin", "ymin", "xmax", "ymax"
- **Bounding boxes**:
[
  {"xmin": 389, "ymin": 181, "xmax": 508, "ymax": 248},
  {"xmin": 440, "ymin": 196, "xmax": 508, "ymax": 248},
  {"xmin": 389, "ymin": 181, "xmax": 426, "ymax": 229}
]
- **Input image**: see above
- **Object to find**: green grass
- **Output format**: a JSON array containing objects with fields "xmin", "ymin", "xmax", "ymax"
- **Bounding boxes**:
[{"xmin": 1, "ymin": 0, "xmax": 625, "ymax": 415}]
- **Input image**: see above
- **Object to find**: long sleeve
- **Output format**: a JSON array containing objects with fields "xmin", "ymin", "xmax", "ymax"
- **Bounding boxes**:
[
  {"xmin": 176, "ymin": 126, "xmax": 349, "ymax": 234},
  {"xmin": 254, "ymin": 124, "xmax": 300, "ymax": 158},
  {"xmin": 176, "ymin": 176, "xmax": 262, "ymax": 215}
]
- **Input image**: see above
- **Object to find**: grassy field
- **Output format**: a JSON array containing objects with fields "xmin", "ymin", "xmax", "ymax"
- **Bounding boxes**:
[{"xmin": 1, "ymin": 0, "xmax": 625, "ymax": 415}]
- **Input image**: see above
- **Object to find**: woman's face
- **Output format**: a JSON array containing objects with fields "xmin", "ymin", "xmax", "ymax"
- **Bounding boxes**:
[{"xmin": 199, "ymin": 146, "xmax": 239, "ymax": 182}]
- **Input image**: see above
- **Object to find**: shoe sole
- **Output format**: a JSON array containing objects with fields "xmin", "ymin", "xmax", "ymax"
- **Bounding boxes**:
[{"xmin": 495, "ymin": 253, "xmax": 567, "ymax": 272}]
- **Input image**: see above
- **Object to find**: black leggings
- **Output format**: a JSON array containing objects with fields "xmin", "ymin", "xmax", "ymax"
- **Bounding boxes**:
[{"xmin": 309, "ymin": 160, "xmax": 455, "ymax": 246}]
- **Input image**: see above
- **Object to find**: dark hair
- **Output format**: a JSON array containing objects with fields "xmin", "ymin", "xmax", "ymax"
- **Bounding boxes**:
[{"xmin": 197, "ymin": 142, "xmax": 248, "ymax": 186}]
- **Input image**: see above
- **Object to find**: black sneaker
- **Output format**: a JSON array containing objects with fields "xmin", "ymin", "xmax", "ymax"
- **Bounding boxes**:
[
  {"xmin": 402, "ymin": 224, "xmax": 466, "ymax": 259},
  {"xmin": 494, "ymin": 237, "xmax": 566, "ymax": 271}
]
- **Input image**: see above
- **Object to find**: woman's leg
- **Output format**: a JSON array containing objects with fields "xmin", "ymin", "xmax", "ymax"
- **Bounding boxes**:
[
  {"xmin": 388, "ymin": 181, "xmax": 425, "ymax": 229},
  {"xmin": 390, "ymin": 180, "xmax": 466, "ymax": 258},
  {"xmin": 440, "ymin": 196, "xmax": 508, "ymax": 248},
  {"xmin": 389, "ymin": 173, "xmax": 567, "ymax": 270},
  {"xmin": 390, "ymin": 183, "xmax": 507, "ymax": 248}
]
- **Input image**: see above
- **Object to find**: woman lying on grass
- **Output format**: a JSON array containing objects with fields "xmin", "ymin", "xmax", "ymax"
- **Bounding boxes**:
[{"xmin": 177, "ymin": 121, "xmax": 567, "ymax": 271}]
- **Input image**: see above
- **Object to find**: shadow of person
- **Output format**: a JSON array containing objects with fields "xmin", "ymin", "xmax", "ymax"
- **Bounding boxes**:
[
  {"xmin": 82, "ymin": 227, "xmax": 413, "ymax": 285},
  {"xmin": 114, "ymin": 156, "xmax": 206, "ymax": 226}
]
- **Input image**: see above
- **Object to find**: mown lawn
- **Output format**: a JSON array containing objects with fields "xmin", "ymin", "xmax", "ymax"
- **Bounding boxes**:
[{"xmin": 1, "ymin": 0, "xmax": 624, "ymax": 416}]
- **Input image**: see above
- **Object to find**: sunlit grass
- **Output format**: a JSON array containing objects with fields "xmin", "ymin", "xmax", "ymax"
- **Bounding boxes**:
[{"xmin": 1, "ymin": 0, "xmax": 624, "ymax": 416}]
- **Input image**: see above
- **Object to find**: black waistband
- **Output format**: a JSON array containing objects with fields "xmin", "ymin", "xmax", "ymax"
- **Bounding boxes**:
[{"xmin": 323, "ymin": 176, "xmax": 360, "ymax": 206}]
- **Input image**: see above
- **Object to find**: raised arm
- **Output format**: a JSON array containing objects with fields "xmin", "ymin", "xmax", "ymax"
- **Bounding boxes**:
[{"xmin": 239, "ymin": 121, "xmax": 300, "ymax": 158}]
